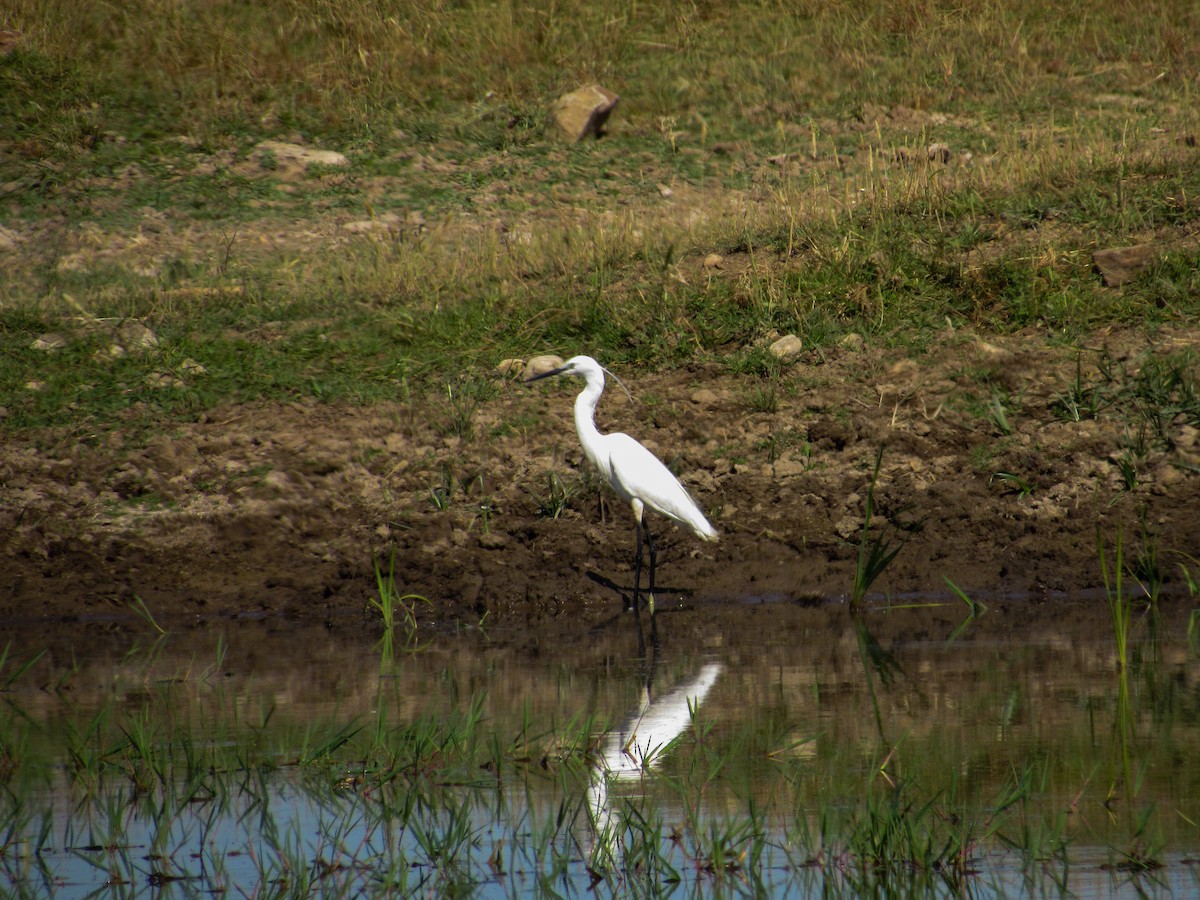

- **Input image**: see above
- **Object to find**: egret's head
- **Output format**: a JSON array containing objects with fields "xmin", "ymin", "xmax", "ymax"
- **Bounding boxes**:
[
  {"xmin": 524, "ymin": 355, "xmax": 632, "ymax": 399},
  {"xmin": 524, "ymin": 355, "xmax": 597, "ymax": 383}
]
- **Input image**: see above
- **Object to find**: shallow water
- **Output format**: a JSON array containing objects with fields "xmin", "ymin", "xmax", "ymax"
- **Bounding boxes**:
[{"xmin": 3, "ymin": 597, "xmax": 1198, "ymax": 897}]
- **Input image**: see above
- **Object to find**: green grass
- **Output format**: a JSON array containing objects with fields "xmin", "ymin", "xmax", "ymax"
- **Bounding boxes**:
[{"xmin": 1, "ymin": 0, "xmax": 1198, "ymax": 459}]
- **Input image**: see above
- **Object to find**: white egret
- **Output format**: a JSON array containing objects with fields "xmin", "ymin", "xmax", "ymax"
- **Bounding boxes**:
[{"xmin": 526, "ymin": 355, "xmax": 718, "ymax": 613}]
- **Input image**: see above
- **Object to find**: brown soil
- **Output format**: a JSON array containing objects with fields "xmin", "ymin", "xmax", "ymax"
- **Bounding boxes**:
[{"xmin": 5, "ymin": 323, "xmax": 1199, "ymax": 640}]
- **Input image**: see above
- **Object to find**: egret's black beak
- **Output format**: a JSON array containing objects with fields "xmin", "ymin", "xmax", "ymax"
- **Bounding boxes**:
[{"xmin": 524, "ymin": 365, "xmax": 571, "ymax": 384}]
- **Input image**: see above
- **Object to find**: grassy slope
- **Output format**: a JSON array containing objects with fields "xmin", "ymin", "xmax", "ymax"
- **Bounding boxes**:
[{"xmin": 1, "ymin": 0, "xmax": 1198, "ymax": 429}]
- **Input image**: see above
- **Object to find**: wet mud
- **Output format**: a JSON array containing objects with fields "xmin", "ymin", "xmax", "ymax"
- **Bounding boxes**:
[{"xmin": 4, "ymin": 325, "xmax": 1199, "ymax": 643}]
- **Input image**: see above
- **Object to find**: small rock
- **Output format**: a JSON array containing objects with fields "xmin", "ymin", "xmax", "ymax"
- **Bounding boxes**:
[
  {"xmin": 773, "ymin": 459, "xmax": 811, "ymax": 478},
  {"xmin": 552, "ymin": 84, "xmax": 619, "ymax": 142},
  {"xmin": 179, "ymin": 358, "xmax": 206, "ymax": 375},
  {"xmin": 96, "ymin": 344, "xmax": 126, "ymax": 361},
  {"xmin": 839, "ymin": 332, "xmax": 865, "ymax": 351},
  {"xmin": 1094, "ymin": 94, "xmax": 1152, "ymax": 108},
  {"xmin": 0, "ymin": 29, "xmax": 24, "ymax": 55},
  {"xmin": 1153, "ymin": 462, "xmax": 1184, "ymax": 487},
  {"xmin": 479, "ymin": 532, "xmax": 509, "ymax": 550},
  {"xmin": 0, "ymin": 224, "xmax": 22, "ymax": 250},
  {"xmin": 975, "ymin": 339, "xmax": 1012, "ymax": 359},
  {"xmin": 834, "ymin": 515, "xmax": 862, "ymax": 540},
  {"xmin": 495, "ymin": 358, "xmax": 525, "ymax": 378},
  {"xmin": 118, "ymin": 321, "xmax": 158, "ymax": 352},
  {"xmin": 25, "ymin": 380, "xmax": 45, "ymax": 391},
  {"xmin": 657, "ymin": 184, "xmax": 673, "ymax": 197},
  {"xmin": 690, "ymin": 388, "xmax": 720, "ymax": 405},
  {"xmin": 769, "ymin": 334, "xmax": 804, "ymax": 361},
  {"xmin": 342, "ymin": 213, "xmax": 402, "ymax": 234},
  {"xmin": 262, "ymin": 470, "xmax": 292, "ymax": 491},
  {"xmin": 255, "ymin": 140, "xmax": 349, "ymax": 170},
  {"xmin": 703, "ymin": 253, "xmax": 724, "ymax": 269},
  {"xmin": 523, "ymin": 355, "xmax": 565, "ymax": 379},
  {"xmin": 146, "ymin": 372, "xmax": 183, "ymax": 389},
  {"xmin": 927, "ymin": 143, "xmax": 952, "ymax": 163},
  {"xmin": 1093, "ymin": 244, "xmax": 1155, "ymax": 287},
  {"xmin": 31, "ymin": 333, "xmax": 68, "ymax": 352}
]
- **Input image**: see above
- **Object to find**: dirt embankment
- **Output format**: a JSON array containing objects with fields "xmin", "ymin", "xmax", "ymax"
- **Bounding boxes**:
[{"xmin": 4, "ymin": 325, "xmax": 1199, "ymax": 637}]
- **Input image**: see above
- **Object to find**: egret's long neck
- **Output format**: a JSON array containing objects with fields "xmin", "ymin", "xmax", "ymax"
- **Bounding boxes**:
[{"xmin": 573, "ymin": 373, "xmax": 606, "ymax": 467}]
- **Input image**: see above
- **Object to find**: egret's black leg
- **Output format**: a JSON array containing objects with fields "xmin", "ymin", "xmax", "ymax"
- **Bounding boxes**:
[
  {"xmin": 632, "ymin": 519, "xmax": 645, "ymax": 611},
  {"xmin": 643, "ymin": 515, "xmax": 658, "ymax": 617}
]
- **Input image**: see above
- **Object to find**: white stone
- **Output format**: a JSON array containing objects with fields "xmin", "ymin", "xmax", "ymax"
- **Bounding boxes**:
[{"xmin": 769, "ymin": 334, "xmax": 803, "ymax": 360}]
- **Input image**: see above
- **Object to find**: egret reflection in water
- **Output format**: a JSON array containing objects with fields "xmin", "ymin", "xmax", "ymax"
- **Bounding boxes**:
[{"xmin": 588, "ymin": 661, "xmax": 723, "ymax": 844}]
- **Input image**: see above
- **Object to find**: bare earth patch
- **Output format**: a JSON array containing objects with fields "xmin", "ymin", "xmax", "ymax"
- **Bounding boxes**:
[{"xmin": 5, "ymin": 324, "xmax": 1198, "ymax": 635}]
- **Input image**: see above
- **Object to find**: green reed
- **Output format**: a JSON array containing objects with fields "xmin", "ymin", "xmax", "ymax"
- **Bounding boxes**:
[
  {"xmin": 850, "ymin": 448, "xmax": 902, "ymax": 609},
  {"xmin": 0, "ymin": 610, "xmax": 1195, "ymax": 896}
]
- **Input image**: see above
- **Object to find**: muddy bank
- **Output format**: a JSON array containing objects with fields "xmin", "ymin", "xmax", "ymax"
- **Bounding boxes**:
[{"xmin": 3, "ymin": 326, "xmax": 1199, "ymax": 636}]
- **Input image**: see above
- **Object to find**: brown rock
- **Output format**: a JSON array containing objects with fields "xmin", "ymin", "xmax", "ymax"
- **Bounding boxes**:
[
  {"xmin": 523, "ymin": 355, "xmax": 565, "ymax": 379},
  {"xmin": 552, "ymin": 85, "xmax": 619, "ymax": 142},
  {"xmin": 495, "ymin": 358, "xmax": 525, "ymax": 378},
  {"xmin": 1093, "ymin": 244, "xmax": 1155, "ymax": 287}
]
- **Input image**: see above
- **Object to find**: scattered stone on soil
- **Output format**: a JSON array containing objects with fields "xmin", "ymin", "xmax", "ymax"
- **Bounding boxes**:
[
  {"xmin": 113, "ymin": 320, "xmax": 159, "ymax": 353},
  {"xmin": 31, "ymin": 333, "xmax": 68, "ymax": 352},
  {"xmin": 0, "ymin": 28, "xmax": 23, "ymax": 55},
  {"xmin": 927, "ymin": 143, "xmax": 952, "ymax": 163},
  {"xmin": 552, "ymin": 84, "xmax": 620, "ymax": 141},
  {"xmin": 0, "ymin": 224, "xmax": 22, "ymax": 250},
  {"xmin": 523, "ymin": 355, "xmax": 565, "ymax": 378},
  {"xmin": 255, "ymin": 140, "xmax": 349, "ymax": 171},
  {"xmin": 342, "ymin": 213, "xmax": 402, "ymax": 234},
  {"xmin": 703, "ymin": 253, "xmax": 724, "ymax": 269},
  {"xmin": 495, "ymin": 358, "xmax": 525, "ymax": 378},
  {"xmin": 3, "ymin": 327, "xmax": 1199, "ymax": 635},
  {"xmin": 1092, "ymin": 244, "xmax": 1156, "ymax": 287},
  {"xmin": 769, "ymin": 334, "xmax": 804, "ymax": 360},
  {"xmin": 974, "ymin": 338, "xmax": 1012, "ymax": 360}
]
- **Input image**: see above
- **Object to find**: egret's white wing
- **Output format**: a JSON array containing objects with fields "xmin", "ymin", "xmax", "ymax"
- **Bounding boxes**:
[{"xmin": 600, "ymin": 433, "xmax": 718, "ymax": 540}]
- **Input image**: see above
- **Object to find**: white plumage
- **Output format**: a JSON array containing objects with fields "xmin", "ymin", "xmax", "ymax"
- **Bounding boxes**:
[{"xmin": 526, "ymin": 355, "xmax": 718, "ymax": 612}]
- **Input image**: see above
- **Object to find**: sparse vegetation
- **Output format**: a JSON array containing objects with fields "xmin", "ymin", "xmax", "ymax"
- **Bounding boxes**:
[
  {"xmin": 0, "ymin": 591, "xmax": 1196, "ymax": 895},
  {"xmin": 2, "ymin": 0, "xmax": 1198, "ymax": 431},
  {"xmin": 2, "ymin": 4, "xmax": 1200, "ymax": 890},
  {"xmin": 850, "ymin": 449, "xmax": 903, "ymax": 608}
]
